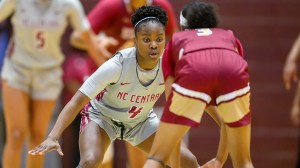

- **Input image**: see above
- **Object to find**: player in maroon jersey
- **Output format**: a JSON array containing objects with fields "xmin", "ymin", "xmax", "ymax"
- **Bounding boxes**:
[
  {"xmin": 144, "ymin": 1, "xmax": 254, "ymax": 168},
  {"xmin": 69, "ymin": 0, "xmax": 178, "ymax": 167}
]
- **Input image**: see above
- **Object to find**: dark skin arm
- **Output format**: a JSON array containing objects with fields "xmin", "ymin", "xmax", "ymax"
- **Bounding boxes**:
[{"xmin": 28, "ymin": 91, "xmax": 90, "ymax": 156}]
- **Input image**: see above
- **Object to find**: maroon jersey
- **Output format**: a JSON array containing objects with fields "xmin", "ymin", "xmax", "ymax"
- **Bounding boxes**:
[
  {"xmin": 162, "ymin": 28, "xmax": 244, "ymax": 80},
  {"xmin": 62, "ymin": 52, "xmax": 95, "ymax": 105},
  {"xmin": 88, "ymin": 0, "xmax": 177, "ymax": 53}
]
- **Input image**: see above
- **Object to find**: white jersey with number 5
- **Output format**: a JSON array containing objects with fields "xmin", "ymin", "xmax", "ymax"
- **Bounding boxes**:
[
  {"xmin": 0, "ymin": 0, "xmax": 90, "ymax": 69},
  {"xmin": 79, "ymin": 47, "xmax": 165, "ymax": 126}
]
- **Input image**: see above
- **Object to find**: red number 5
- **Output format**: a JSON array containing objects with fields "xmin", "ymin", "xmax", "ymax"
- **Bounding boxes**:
[
  {"xmin": 128, "ymin": 106, "xmax": 143, "ymax": 118},
  {"xmin": 35, "ymin": 30, "xmax": 46, "ymax": 49}
]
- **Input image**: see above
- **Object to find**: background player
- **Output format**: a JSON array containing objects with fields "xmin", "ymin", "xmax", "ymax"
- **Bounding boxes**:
[{"xmin": 0, "ymin": 0, "xmax": 101, "ymax": 167}]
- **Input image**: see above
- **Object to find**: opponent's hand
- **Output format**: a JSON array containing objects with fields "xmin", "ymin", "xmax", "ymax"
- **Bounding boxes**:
[
  {"xmin": 283, "ymin": 60, "xmax": 298, "ymax": 90},
  {"xmin": 200, "ymin": 158, "xmax": 222, "ymax": 168},
  {"xmin": 28, "ymin": 137, "xmax": 63, "ymax": 156},
  {"xmin": 97, "ymin": 36, "xmax": 119, "ymax": 59},
  {"xmin": 291, "ymin": 104, "xmax": 300, "ymax": 126}
]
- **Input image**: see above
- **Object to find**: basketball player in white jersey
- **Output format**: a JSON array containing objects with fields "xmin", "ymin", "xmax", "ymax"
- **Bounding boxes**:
[
  {"xmin": 0, "ymin": 0, "xmax": 102, "ymax": 168},
  {"xmin": 29, "ymin": 5, "xmax": 199, "ymax": 168}
]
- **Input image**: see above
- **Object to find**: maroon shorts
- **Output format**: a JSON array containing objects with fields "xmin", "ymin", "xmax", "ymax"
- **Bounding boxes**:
[{"xmin": 161, "ymin": 49, "xmax": 251, "ymax": 127}]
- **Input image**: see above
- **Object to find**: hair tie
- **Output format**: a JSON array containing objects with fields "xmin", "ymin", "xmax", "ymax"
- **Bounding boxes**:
[{"xmin": 180, "ymin": 12, "xmax": 188, "ymax": 27}]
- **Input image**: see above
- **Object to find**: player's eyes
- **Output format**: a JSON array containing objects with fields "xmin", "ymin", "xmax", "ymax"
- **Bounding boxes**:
[
  {"xmin": 156, "ymin": 38, "xmax": 163, "ymax": 42},
  {"xmin": 143, "ymin": 38, "xmax": 150, "ymax": 43}
]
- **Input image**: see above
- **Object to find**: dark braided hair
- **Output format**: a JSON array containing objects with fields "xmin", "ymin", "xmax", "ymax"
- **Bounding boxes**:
[
  {"xmin": 182, "ymin": 0, "xmax": 219, "ymax": 29},
  {"xmin": 131, "ymin": 5, "xmax": 168, "ymax": 34}
]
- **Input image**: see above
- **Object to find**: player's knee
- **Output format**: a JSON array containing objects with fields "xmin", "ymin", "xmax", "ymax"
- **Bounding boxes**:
[{"xmin": 8, "ymin": 128, "xmax": 26, "ymax": 147}]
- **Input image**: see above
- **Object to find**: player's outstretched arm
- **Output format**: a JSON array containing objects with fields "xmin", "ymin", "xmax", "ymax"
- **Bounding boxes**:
[{"xmin": 28, "ymin": 91, "xmax": 90, "ymax": 156}]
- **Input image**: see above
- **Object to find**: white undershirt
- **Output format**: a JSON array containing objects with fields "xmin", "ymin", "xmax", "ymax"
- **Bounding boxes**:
[{"xmin": 137, "ymin": 62, "xmax": 159, "ymax": 86}]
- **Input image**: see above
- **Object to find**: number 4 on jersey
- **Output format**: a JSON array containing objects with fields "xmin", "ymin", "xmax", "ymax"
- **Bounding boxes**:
[{"xmin": 128, "ymin": 106, "xmax": 144, "ymax": 118}]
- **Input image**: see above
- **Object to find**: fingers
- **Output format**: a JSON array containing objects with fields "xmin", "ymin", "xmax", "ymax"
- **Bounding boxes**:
[
  {"xmin": 284, "ymin": 81, "xmax": 291, "ymax": 90},
  {"xmin": 283, "ymin": 63, "xmax": 298, "ymax": 90},
  {"xmin": 57, "ymin": 147, "xmax": 64, "ymax": 156},
  {"xmin": 28, "ymin": 141, "xmax": 62, "ymax": 156},
  {"xmin": 107, "ymin": 37, "xmax": 119, "ymax": 46},
  {"xmin": 101, "ymin": 49, "xmax": 113, "ymax": 59},
  {"xmin": 283, "ymin": 74, "xmax": 297, "ymax": 90},
  {"xmin": 28, "ymin": 144, "xmax": 51, "ymax": 155},
  {"xmin": 283, "ymin": 72, "xmax": 292, "ymax": 90},
  {"xmin": 291, "ymin": 111, "xmax": 300, "ymax": 126}
]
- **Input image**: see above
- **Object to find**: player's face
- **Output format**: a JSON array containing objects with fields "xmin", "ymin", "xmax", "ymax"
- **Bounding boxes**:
[
  {"xmin": 135, "ymin": 22, "xmax": 165, "ymax": 69},
  {"xmin": 131, "ymin": 0, "xmax": 147, "ymax": 11}
]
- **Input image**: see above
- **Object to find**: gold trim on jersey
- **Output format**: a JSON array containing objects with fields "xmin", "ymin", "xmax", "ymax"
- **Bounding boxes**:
[
  {"xmin": 217, "ymin": 92, "xmax": 250, "ymax": 123},
  {"xmin": 169, "ymin": 91, "xmax": 206, "ymax": 123}
]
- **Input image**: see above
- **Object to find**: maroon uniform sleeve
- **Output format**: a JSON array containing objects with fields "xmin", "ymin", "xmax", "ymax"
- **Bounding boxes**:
[
  {"xmin": 153, "ymin": 0, "xmax": 178, "ymax": 38},
  {"xmin": 162, "ymin": 39, "xmax": 175, "ymax": 80},
  {"xmin": 235, "ymin": 37, "xmax": 244, "ymax": 57},
  {"xmin": 87, "ymin": 0, "xmax": 120, "ymax": 34}
]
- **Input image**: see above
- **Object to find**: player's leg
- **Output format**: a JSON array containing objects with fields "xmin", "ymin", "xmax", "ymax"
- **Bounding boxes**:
[
  {"xmin": 125, "ymin": 141, "xmax": 147, "ymax": 168},
  {"xmin": 213, "ymin": 49, "xmax": 253, "ymax": 168},
  {"xmin": 203, "ymin": 106, "xmax": 228, "ymax": 168},
  {"xmin": 99, "ymin": 143, "xmax": 114, "ymax": 168},
  {"xmin": 225, "ymin": 124, "xmax": 252, "ymax": 168},
  {"xmin": 140, "ymin": 122, "xmax": 194, "ymax": 168},
  {"xmin": 27, "ymin": 67, "xmax": 63, "ymax": 168},
  {"xmin": 130, "ymin": 116, "xmax": 198, "ymax": 168},
  {"xmin": 78, "ymin": 121, "xmax": 111, "ymax": 168},
  {"xmin": 26, "ymin": 99, "xmax": 57, "ymax": 168},
  {"xmin": 141, "ymin": 90, "xmax": 203, "ymax": 168},
  {"xmin": 2, "ymin": 81, "xmax": 30, "ymax": 168},
  {"xmin": 217, "ymin": 92, "xmax": 253, "ymax": 168}
]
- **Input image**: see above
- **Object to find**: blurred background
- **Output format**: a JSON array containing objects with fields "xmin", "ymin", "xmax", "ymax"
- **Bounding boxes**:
[{"xmin": 1, "ymin": 0, "xmax": 300, "ymax": 168}]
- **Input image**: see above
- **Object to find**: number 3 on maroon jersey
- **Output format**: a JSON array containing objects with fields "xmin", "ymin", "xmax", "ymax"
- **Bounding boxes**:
[{"xmin": 128, "ymin": 106, "xmax": 144, "ymax": 118}]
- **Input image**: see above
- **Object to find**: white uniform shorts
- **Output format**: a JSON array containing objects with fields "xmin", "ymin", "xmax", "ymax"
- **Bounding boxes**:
[
  {"xmin": 1, "ymin": 57, "xmax": 63, "ymax": 100},
  {"xmin": 80, "ymin": 103, "xmax": 159, "ymax": 146}
]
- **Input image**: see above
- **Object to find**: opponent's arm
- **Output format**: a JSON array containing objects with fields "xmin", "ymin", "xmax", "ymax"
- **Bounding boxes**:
[
  {"xmin": 283, "ymin": 34, "xmax": 300, "ymax": 90},
  {"xmin": 290, "ymin": 81, "xmax": 300, "ymax": 126}
]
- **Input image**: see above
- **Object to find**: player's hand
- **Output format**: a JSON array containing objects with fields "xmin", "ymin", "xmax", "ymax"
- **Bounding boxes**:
[
  {"xmin": 283, "ymin": 60, "xmax": 298, "ymax": 90},
  {"xmin": 291, "ymin": 104, "xmax": 300, "ymax": 126},
  {"xmin": 97, "ymin": 36, "xmax": 119, "ymax": 59},
  {"xmin": 28, "ymin": 137, "xmax": 63, "ymax": 156},
  {"xmin": 200, "ymin": 158, "xmax": 222, "ymax": 168}
]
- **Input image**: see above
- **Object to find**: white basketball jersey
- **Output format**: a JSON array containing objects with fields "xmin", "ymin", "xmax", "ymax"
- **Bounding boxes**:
[
  {"xmin": 89, "ymin": 48, "xmax": 165, "ymax": 125},
  {"xmin": 0, "ymin": 0, "xmax": 90, "ymax": 69}
]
